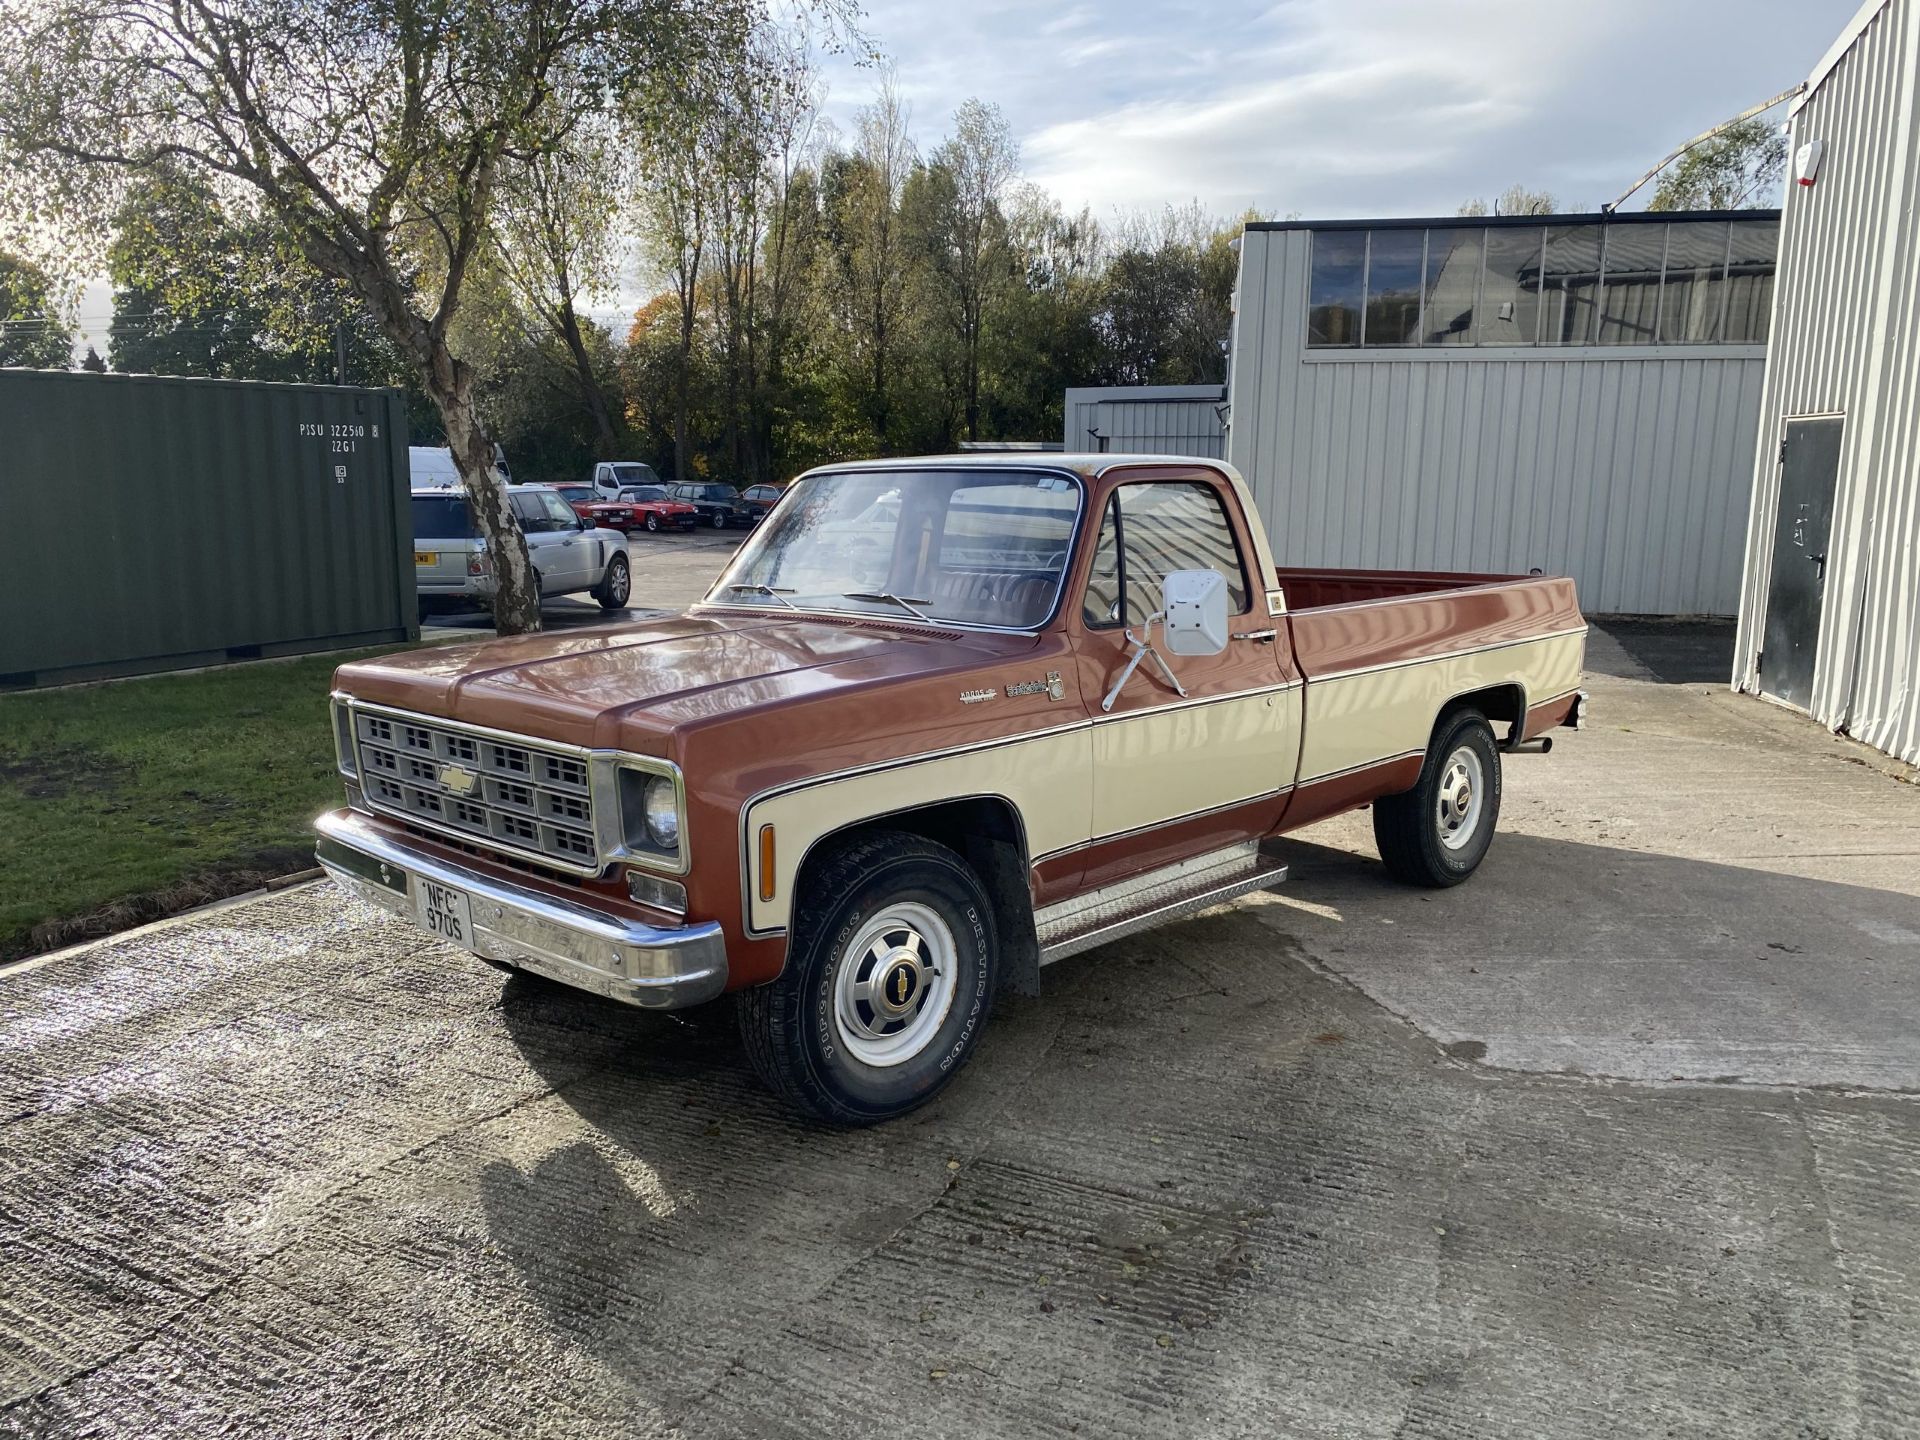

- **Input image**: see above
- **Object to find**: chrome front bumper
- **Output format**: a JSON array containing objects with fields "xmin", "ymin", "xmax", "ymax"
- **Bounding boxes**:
[{"xmin": 314, "ymin": 809, "xmax": 727, "ymax": 1010}]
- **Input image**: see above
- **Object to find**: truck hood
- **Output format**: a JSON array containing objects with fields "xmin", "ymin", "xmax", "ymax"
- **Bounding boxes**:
[{"xmin": 335, "ymin": 611, "xmax": 1039, "ymax": 748}]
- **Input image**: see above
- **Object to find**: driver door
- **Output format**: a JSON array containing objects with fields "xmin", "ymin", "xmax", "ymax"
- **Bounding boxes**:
[
  {"xmin": 1069, "ymin": 477, "xmax": 1302, "ymax": 886},
  {"xmin": 538, "ymin": 490, "xmax": 594, "ymax": 590}
]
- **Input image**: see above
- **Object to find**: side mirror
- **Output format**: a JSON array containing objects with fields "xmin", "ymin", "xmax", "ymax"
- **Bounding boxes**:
[
  {"xmin": 1162, "ymin": 570, "xmax": 1230, "ymax": 656},
  {"xmin": 577, "ymin": 514, "xmax": 592, "ymax": 531}
]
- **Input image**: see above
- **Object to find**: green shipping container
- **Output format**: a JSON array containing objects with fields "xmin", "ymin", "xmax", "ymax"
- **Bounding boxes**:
[{"xmin": 0, "ymin": 369, "xmax": 417, "ymax": 687}]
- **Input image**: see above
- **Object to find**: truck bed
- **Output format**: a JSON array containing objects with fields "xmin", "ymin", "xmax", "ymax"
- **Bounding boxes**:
[
  {"xmin": 1273, "ymin": 566, "xmax": 1526, "ymax": 611},
  {"xmin": 1275, "ymin": 566, "xmax": 1588, "ymax": 827}
]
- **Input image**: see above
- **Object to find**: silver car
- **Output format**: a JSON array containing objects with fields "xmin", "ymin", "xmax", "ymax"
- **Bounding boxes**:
[{"xmin": 411, "ymin": 484, "xmax": 632, "ymax": 611}]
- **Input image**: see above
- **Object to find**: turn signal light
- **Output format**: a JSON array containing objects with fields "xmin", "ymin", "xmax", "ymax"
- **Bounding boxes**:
[{"xmin": 758, "ymin": 825, "xmax": 776, "ymax": 903}]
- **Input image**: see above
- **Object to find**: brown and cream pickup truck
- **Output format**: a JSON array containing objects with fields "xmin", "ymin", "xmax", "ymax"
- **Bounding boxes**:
[{"xmin": 317, "ymin": 455, "xmax": 1587, "ymax": 1123}]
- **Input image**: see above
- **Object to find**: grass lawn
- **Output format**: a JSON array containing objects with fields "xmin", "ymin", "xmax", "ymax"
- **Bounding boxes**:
[{"xmin": 0, "ymin": 647, "xmax": 413, "ymax": 960}]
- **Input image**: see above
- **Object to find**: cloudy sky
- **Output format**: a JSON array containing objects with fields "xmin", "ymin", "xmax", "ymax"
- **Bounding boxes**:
[
  {"xmin": 816, "ymin": 0, "xmax": 1855, "ymax": 220},
  {"xmin": 69, "ymin": 0, "xmax": 1860, "ymax": 355}
]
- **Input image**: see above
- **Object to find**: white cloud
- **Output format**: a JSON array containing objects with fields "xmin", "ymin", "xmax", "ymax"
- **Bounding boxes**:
[{"xmin": 832, "ymin": 0, "xmax": 1857, "ymax": 222}]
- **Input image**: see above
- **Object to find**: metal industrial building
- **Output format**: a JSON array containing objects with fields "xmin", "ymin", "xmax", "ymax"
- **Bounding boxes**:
[
  {"xmin": 1734, "ymin": 0, "xmax": 1920, "ymax": 766},
  {"xmin": 1222, "ymin": 210, "xmax": 1779, "ymax": 615},
  {"xmin": 1063, "ymin": 385, "xmax": 1226, "ymax": 458}
]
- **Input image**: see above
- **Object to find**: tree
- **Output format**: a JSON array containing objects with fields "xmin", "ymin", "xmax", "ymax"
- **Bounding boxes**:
[
  {"xmin": 821, "ymin": 73, "xmax": 917, "ymax": 446},
  {"xmin": 0, "ymin": 0, "xmax": 800, "ymax": 634},
  {"xmin": 106, "ymin": 171, "xmax": 402, "ymax": 385},
  {"xmin": 912, "ymin": 100, "xmax": 1019, "ymax": 442},
  {"xmin": 1649, "ymin": 119, "xmax": 1787, "ymax": 211},
  {"xmin": 636, "ymin": 96, "xmax": 715, "ymax": 482},
  {"xmin": 1458, "ymin": 185, "xmax": 1557, "ymax": 217},
  {"xmin": 0, "ymin": 253, "xmax": 70, "ymax": 368},
  {"xmin": 1096, "ymin": 204, "xmax": 1240, "ymax": 387},
  {"xmin": 491, "ymin": 107, "xmax": 628, "ymax": 459}
]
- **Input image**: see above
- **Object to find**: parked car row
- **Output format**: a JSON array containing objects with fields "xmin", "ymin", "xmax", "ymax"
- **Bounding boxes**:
[{"xmin": 585, "ymin": 460, "xmax": 783, "ymax": 531}]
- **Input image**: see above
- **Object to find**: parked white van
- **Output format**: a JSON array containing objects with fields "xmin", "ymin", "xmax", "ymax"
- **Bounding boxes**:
[{"xmin": 408, "ymin": 445, "xmax": 511, "ymax": 488}]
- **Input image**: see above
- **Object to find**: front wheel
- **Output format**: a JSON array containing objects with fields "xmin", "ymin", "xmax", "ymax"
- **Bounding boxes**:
[
  {"xmin": 645, "ymin": 513, "xmax": 660, "ymax": 533},
  {"xmin": 1372, "ymin": 709, "xmax": 1502, "ymax": 887},
  {"xmin": 711, "ymin": 510, "xmax": 729, "ymax": 530},
  {"xmin": 737, "ymin": 831, "xmax": 997, "ymax": 1125},
  {"xmin": 593, "ymin": 553, "xmax": 631, "ymax": 610}
]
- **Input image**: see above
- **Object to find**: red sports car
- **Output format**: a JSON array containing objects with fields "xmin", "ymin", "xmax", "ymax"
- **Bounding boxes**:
[{"xmin": 551, "ymin": 482, "xmax": 697, "ymax": 534}]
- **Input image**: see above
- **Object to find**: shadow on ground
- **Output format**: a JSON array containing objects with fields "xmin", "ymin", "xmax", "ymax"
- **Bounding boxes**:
[{"xmin": 1587, "ymin": 615, "xmax": 1736, "ymax": 683}]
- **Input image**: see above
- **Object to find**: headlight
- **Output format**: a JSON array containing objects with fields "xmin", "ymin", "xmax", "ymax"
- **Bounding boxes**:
[{"xmin": 643, "ymin": 775, "xmax": 680, "ymax": 848}]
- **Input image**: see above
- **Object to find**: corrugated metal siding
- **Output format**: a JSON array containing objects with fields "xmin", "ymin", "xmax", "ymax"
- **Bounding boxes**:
[
  {"xmin": 1225, "ymin": 228, "xmax": 1768, "ymax": 615},
  {"xmin": 0, "ymin": 370, "xmax": 415, "ymax": 687},
  {"xmin": 1063, "ymin": 386, "xmax": 1226, "ymax": 458},
  {"xmin": 1735, "ymin": 0, "xmax": 1920, "ymax": 765}
]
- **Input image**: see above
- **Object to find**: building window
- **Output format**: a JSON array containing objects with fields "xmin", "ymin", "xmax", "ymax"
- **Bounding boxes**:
[
  {"xmin": 1307, "ymin": 230, "xmax": 1365, "ymax": 347},
  {"xmin": 1541, "ymin": 226, "xmax": 1603, "ymax": 344},
  {"xmin": 1596, "ymin": 223, "xmax": 1665, "ymax": 344},
  {"xmin": 1658, "ymin": 221, "xmax": 1730, "ymax": 343},
  {"xmin": 1305, "ymin": 218, "xmax": 1775, "ymax": 351},
  {"xmin": 1424, "ymin": 227, "xmax": 1484, "ymax": 346},
  {"xmin": 1722, "ymin": 219, "xmax": 1779, "ymax": 343},
  {"xmin": 1363, "ymin": 230, "xmax": 1424, "ymax": 345},
  {"xmin": 1478, "ymin": 226, "xmax": 1544, "ymax": 345}
]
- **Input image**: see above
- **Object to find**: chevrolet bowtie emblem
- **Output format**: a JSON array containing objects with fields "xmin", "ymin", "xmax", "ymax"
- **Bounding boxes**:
[{"xmin": 437, "ymin": 763, "xmax": 479, "ymax": 796}]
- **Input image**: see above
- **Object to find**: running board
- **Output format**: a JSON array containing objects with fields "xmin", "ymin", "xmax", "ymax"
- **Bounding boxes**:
[{"xmin": 1035, "ymin": 840, "xmax": 1288, "ymax": 966}]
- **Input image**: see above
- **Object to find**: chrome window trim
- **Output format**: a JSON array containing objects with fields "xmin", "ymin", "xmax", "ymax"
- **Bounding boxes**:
[
  {"xmin": 337, "ymin": 697, "xmax": 689, "ymax": 879},
  {"xmin": 700, "ymin": 464, "xmax": 1089, "ymax": 637}
]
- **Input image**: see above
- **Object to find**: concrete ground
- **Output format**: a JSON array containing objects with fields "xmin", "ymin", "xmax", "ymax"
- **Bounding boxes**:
[{"xmin": 4, "ymin": 616, "xmax": 1920, "ymax": 1438}]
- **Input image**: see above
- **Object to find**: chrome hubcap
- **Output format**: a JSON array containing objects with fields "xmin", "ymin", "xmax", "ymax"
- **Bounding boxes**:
[
  {"xmin": 1436, "ymin": 746, "xmax": 1485, "ymax": 851},
  {"xmin": 609, "ymin": 562, "xmax": 629, "ymax": 602},
  {"xmin": 832, "ymin": 902, "xmax": 957, "ymax": 1068}
]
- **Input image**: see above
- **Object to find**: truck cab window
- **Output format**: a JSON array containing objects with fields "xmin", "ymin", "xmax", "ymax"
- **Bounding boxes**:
[{"xmin": 1082, "ymin": 482, "xmax": 1249, "ymax": 628}]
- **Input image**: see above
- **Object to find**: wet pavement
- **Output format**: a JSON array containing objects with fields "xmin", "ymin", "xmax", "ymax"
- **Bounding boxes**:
[{"xmin": 4, "ymin": 623, "xmax": 1920, "ymax": 1438}]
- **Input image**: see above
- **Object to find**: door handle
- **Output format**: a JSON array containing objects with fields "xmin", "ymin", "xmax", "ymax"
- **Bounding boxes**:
[{"xmin": 1236, "ymin": 629, "xmax": 1278, "ymax": 644}]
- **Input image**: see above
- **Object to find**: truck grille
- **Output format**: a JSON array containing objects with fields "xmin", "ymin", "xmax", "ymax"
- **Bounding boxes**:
[{"xmin": 353, "ymin": 710, "xmax": 600, "ymax": 872}]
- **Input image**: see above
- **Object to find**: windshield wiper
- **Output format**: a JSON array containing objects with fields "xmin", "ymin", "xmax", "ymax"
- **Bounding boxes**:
[
  {"xmin": 843, "ymin": 590, "xmax": 933, "ymax": 621},
  {"xmin": 724, "ymin": 583, "xmax": 799, "ymax": 610}
]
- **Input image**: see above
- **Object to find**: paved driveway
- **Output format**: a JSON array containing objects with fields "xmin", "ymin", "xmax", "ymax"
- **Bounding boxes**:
[{"xmin": 3, "ymin": 621, "xmax": 1919, "ymax": 1438}]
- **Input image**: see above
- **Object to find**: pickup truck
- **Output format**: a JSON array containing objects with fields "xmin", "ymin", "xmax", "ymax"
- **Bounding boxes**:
[{"xmin": 320, "ymin": 455, "xmax": 1587, "ymax": 1124}]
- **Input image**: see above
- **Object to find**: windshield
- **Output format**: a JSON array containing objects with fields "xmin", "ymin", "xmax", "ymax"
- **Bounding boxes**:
[
  {"xmin": 410, "ymin": 495, "xmax": 476, "ymax": 539},
  {"xmin": 622, "ymin": 486, "xmax": 668, "ymax": 501},
  {"xmin": 611, "ymin": 464, "xmax": 656, "ymax": 484},
  {"xmin": 709, "ymin": 469, "xmax": 1081, "ymax": 629},
  {"xmin": 552, "ymin": 485, "xmax": 592, "ymax": 502}
]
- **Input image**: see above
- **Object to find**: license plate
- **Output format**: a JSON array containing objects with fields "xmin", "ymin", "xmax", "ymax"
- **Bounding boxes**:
[
  {"xmin": 414, "ymin": 550, "xmax": 435, "ymax": 566},
  {"xmin": 415, "ymin": 877, "xmax": 473, "ymax": 948}
]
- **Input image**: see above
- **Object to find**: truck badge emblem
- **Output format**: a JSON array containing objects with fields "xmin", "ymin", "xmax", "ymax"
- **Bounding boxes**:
[
  {"xmin": 959, "ymin": 688, "xmax": 995, "ymax": 705},
  {"xmin": 438, "ymin": 763, "xmax": 479, "ymax": 796},
  {"xmin": 1005, "ymin": 671, "xmax": 1065, "ymax": 701}
]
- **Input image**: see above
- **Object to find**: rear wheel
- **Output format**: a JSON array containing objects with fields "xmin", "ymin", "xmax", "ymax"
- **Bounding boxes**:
[
  {"xmin": 711, "ymin": 510, "xmax": 729, "ymax": 530},
  {"xmin": 737, "ymin": 831, "xmax": 996, "ymax": 1125},
  {"xmin": 1372, "ymin": 709, "xmax": 1502, "ymax": 887},
  {"xmin": 593, "ymin": 553, "xmax": 631, "ymax": 610}
]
